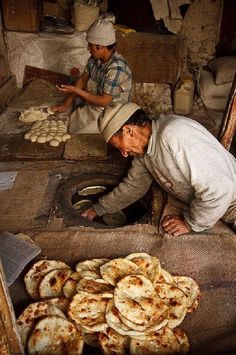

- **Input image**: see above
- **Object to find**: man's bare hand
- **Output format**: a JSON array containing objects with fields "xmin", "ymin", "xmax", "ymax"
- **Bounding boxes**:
[
  {"xmin": 56, "ymin": 85, "xmax": 79, "ymax": 95},
  {"xmin": 161, "ymin": 214, "xmax": 191, "ymax": 236},
  {"xmin": 51, "ymin": 100, "xmax": 72, "ymax": 113},
  {"xmin": 81, "ymin": 207, "xmax": 97, "ymax": 221}
]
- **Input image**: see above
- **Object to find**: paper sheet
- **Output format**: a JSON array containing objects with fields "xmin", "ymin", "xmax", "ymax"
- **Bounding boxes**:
[{"xmin": 0, "ymin": 231, "xmax": 41, "ymax": 286}]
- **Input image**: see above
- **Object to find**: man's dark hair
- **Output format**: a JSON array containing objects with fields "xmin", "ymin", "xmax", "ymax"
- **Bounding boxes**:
[{"xmin": 114, "ymin": 109, "xmax": 151, "ymax": 136}]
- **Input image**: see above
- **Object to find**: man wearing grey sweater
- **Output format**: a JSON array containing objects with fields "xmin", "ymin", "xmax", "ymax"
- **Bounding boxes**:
[{"xmin": 81, "ymin": 102, "xmax": 236, "ymax": 236}]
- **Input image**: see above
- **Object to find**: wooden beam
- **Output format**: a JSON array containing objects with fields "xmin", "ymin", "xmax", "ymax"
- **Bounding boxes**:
[{"xmin": 0, "ymin": 261, "xmax": 24, "ymax": 355}]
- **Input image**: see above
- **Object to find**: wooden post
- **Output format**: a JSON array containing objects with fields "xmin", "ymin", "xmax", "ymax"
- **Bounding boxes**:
[
  {"xmin": 0, "ymin": 260, "xmax": 24, "ymax": 355},
  {"xmin": 218, "ymin": 73, "xmax": 236, "ymax": 150}
]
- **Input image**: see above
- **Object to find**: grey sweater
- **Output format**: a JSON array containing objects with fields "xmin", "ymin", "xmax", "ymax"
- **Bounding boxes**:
[{"xmin": 94, "ymin": 114, "xmax": 236, "ymax": 232}]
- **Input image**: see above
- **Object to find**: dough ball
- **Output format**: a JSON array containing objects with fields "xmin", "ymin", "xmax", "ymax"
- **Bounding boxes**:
[
  {"xmin": 24, "ymin": 132, "xmax": 31, "ymax": 140},
  {"xmin": 37, "ymin": 136, "xmax": 47, "ymax": 144},
  {"xmin": 30, "ymin": 134, "xmax": 38, "ymax": 142},
  {"xmin": 57, "ymin": 128, "xmax": 66, "ymax": 134},
  {"xmin": 50, "ymin": 139, "xmax": 60, "ymax": 147},
  {"xmin": 49, "ymin": 127, "xmax": 57, "ymax": 133},
  {"xmin": 62, "ymin": 133, "xmax": 71, "ymax": 142},
  {"xmin": 53, "ymin": 135, "xmax": 62, "ymax": 142},
  {"xmin": 46, "ymin": 134, "xmax": 54, "ymax": 142},
  {"xmin": 32, "ymin": 122, "xmax": 41, "ymax": 129}
]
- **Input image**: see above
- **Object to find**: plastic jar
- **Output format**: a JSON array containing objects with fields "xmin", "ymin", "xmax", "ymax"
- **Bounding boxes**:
[{"xmin": 173, "ymin": 76, "xmax": 195, "ymax": 115}]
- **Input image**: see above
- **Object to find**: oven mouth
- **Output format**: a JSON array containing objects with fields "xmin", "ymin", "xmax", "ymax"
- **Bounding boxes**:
[{"xmin": 55, "ymin": 174, "xmax": 156, "ymax": 229}]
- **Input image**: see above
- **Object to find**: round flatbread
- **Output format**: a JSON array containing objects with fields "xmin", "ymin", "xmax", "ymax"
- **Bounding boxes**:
[
  {"xmin": 173, "ymin": 275, "xmax": 201, "ymax": 312},
  {"xmin": 153, "ymin": 268, "xmax": 174, "ymax": 286},
  {"xmin": 105, "ymin": 299, "xmax": 168, "ymax": 339},
  {"xmin": 114, "ymin": 275, "xmax": 166, "ymax": 327},
  {"xmin": 39, "ymin": 268, "xmax": 72, "ymax": 298},
  {"xmin": 173, "ymin": 327, "xmax": 190, "ymax": 353},
  {"xmin": 78, "ymin": 185, "xmax": 107, "ymax": 196},
  {"xmin": 80, "ymin": 270, "xmax": 101, "ymax": 279},
  {"xmin": 75, "ymin": 258, "xmax": 109, "ymax": 274},
  {"xmin": 63, "ymin": 272, "xmax": 81, "ymax": 299},
  {"xmin": 100, "ymin": 259, "xmax": 143, "ymax": 286},
  {"xmin": 118, "ymin": 310, "xmax": 168, "ymax": 333},
  {"xmin": 99, "ymin": 327, "xmax": 130, "ymax": 355},
  {"xmin": 44, "ymin": 297, "xmax": 70, "ymax": 313},
  {"xmin": 154, "ymin": 283, "xmax": 188, "ymax": 329},
  {"xmin": 68, "ymin": 291, "xmax": 109, "ymax": 332},
  {"xmin": 76, "ymin": 277, "xmax": 114, "ymax": 297},
  {"xmin": 24, "ymin": 260, "xmax": 70, "ymax": 300},
  {"xmin": 125, "ymin": 253, "xmax": 161, "ymax": 282},
  {"xmin": 130, "ymin": 327, "xmax": 184, "ymax": 354},
  {"xmin": 27, "ymin": 316, "xmax": 84, "ymax": 354},
  {"xmin": 17, "ymin": 302, "xmax": 66, "ymax": 349}
]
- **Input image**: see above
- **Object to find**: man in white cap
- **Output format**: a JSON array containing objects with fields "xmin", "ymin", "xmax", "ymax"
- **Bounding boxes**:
[
  {"xmin": 52, "ymin": 18, "xmax": 132, "ymax": 134},
  {"xmin": 81, "ymin": 102, "xmax": 236, "ymax": 236}
]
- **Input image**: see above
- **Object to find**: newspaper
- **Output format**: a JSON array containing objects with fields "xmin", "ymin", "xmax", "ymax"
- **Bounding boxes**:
[{"xmin": 0, "ymin": 231, "xmax": 41, "ymax": 286}]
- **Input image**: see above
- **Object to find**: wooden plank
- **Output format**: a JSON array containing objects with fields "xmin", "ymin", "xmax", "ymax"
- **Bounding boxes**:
[
  {"xmin": 116, "ymin": 31, "xmax": 186, "ymax": 83},
  {"xmin": 64, "ymin": 134, "xmax": 108, "ymax": 160},
  {"xmin": 0, "ymin": 260, "xmax": 24, "ymax": 354},
  {"xmin": 0, "ymin": 134, "xmax": 23, "ymax": 160},
  {"xmin": 16, "ymin": 139, "xmax": 65, "ymax": 160},
  {"xmin": 23, "ymin": 65, "xmax": 70, "ymax": 88}
]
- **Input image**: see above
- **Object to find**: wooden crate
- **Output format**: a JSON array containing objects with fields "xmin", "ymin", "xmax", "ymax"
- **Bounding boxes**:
[{"xmin": 2, "ymin": 0, "xmax": 40, "ymax": 32}]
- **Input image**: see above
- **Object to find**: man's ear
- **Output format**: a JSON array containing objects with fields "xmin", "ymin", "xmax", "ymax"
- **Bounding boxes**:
[{"xmin": 123, "ymin": 125, "xmax": 134, "ymax": 137}]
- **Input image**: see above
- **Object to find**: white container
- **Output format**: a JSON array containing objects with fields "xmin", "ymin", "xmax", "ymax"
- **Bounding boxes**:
[
  {"xmin": 74, "ymin": 4, "xmax": 99, "ymax": 32},
  {"xmin": 173, "ymin": 76, "xmax": 195, "ymax": 115}
]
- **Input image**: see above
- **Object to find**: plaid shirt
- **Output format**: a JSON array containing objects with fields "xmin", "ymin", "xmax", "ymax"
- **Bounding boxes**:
[{"xmin": 85, "ymin": 52, "xmax": 132, "ymax": 102}]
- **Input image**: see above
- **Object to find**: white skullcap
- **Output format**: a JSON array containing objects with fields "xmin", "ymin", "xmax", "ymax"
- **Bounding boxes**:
[
  {"xmin": 87, "ymin": 18, "xmax": 116, "ymax": 46},
  {"xmin": 98, "ymin": 102, "xmax": 141, "ymax": 142}
]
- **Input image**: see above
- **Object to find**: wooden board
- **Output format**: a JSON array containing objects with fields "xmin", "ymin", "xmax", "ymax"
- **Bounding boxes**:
[
  {"xmin": 23, "ymin": 65, "xmax": 70, "ymax": 88},
  {"xmin": 0, "ymin": 134, "xmax": 23, "ymax": 160},
  {"xmin": 64, "ymin": 134, "xmax": 108, "ymax": 160},
  {"xmin": 116, "ymin": 31, "xmax": 186, "ymax": 84},
  {"xmin": 0, "ymin": 260, "xmax": 24, "ymax": 354},
  {"xmin": 16, "ymin": 139, "xmax": 65, "ymax": 160}
]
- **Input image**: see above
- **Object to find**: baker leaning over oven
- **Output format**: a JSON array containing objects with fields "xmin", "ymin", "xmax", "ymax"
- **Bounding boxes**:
[{"xmin": 81, "ymin": 102, "xmax": 236, "ymax": 236}]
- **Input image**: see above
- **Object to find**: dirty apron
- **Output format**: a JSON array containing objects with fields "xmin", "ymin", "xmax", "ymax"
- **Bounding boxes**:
[{"xmin": 68, "ymin": 103, "xmax": 102, "ymax": 134}]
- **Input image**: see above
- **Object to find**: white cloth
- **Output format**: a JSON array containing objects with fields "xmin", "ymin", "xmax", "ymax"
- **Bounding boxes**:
[
  {"xmin": 94, "ymin": 114, "xmax": 236, "ymax": 232},
  {"xmin": 69, "ymin": 104, "xmax": 102, "ymax": 134},
  {"xmin": 149, "ymin": 0, "xmax": 191, "ymax": 34}
]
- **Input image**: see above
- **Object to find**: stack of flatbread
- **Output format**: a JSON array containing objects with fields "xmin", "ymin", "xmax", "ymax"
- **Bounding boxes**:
[{"xmin": 18, "ymin": 254, "xmax": 200, "ymax": 354}]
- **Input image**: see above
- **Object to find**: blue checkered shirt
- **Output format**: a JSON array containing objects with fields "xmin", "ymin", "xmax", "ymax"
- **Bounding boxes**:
[{"xmin": 85, "ymin": 52, "xmax": 132, "ymax": 102}]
